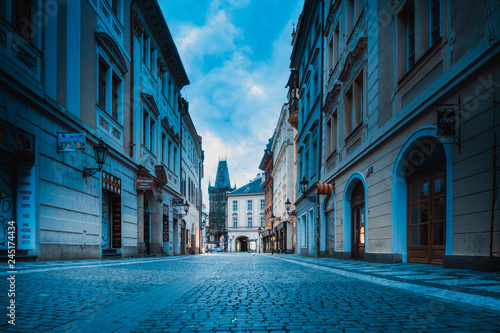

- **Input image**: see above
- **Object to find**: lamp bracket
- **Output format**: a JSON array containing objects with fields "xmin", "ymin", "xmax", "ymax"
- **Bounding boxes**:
[{"xmin": 83, "ymin": 167, "xmax": 100, "ymax": 178}]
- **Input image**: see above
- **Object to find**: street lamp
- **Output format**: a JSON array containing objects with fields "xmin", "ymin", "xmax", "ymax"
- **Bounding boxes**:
[
  {"xmin": 300, "ymin": 176, "xmax": 317, "ymax": 203},
  {"xmin": 179, "ymin": 201, "xmax": 190, "ymax": 219},
  {"xmin": 83, "ymin": 138, "xmax": 108, "ymax": 177},
  {"xmin": 258, "ymin": 227, "xmax": 262, "ymax": 254}
]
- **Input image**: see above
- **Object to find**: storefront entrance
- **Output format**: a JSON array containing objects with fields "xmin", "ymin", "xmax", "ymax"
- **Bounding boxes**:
[
  {"xmin": 350, "ymin": 181, "xmax": 365, "ymax": 259},
  {"xmin": 144, "ymin": 194, "xmax": 151, "ymax": 255},
  {"xmin": 0, "ymin": 155, "xmax": 16, "ymax": 250}
]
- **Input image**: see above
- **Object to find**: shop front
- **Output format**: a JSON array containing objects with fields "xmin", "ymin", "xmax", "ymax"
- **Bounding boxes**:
[{"xmin": 0, "ymin": 119, "xmax": 36, "ymax": 257}]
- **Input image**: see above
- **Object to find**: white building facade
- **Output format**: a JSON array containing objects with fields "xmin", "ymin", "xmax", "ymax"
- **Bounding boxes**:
[
  {"xmin": 226, "ymin": 176, "xmax": 265, "ymax": 253},
  {"xmin": 269, "ymin": 104, "xmax": 296, "ymax": 253}
]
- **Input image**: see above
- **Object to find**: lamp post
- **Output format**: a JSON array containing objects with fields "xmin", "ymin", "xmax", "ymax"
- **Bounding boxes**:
[
  {"xmin": 258, "ymin": 227, "xmax": 262, "ymax": 254},
  {"xmin": 270, "ymin": 214, "xmax": 275, "ymax": 254},
  {"xmin": 83, "ymin": 138, "xmax": 108, "ymax": 177}
]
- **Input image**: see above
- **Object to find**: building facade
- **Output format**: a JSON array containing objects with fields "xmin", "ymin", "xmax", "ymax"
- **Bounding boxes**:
[
  {"xmin": 285, "ymin": 0, "xmax": 499, "ymax": 271},
  {"xmin": 226, "ymin": 175, "xmax": 265, "ymax": 253},
  {"xmin": 0, "ymin": 0, "xmax": 200, "ymax": 260},
  {"xmin": 289, "ymin": 0, "xmax": 324, "ymax": 257},
  {"xmin": 270, "ymin": 104, "xmax": 297, "ymax": 254},
  {"xmin": 180, "ymin": 110, "xmax": 204, "ymax": 254},
  {"xmin": 258, "ymin": 137, "xmax": 274, "ymax": 252}
]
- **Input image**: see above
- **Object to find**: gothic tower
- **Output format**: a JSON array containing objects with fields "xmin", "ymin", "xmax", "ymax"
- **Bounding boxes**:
[{"xmin": 208, "ymin": 159, "xmax": 235, "ymax": 248}]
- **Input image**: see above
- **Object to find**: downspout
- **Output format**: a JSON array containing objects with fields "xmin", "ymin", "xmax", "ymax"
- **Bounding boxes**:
[
  {"xmin": 129, "ymin": 0, "xmax": 139, "ymax": 157},
  {"xmin": 486, "ymin": 0, "xmax": 498, "ymax": 271},
  {"xmin": 316, "ymin": 0, "xmax": 325, "ymax": 258}
]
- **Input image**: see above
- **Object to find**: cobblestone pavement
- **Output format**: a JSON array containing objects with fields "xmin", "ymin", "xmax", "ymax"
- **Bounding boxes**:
[{"xmin": 1, "ymin": 253, "xmax": 500, "ymax": 332}]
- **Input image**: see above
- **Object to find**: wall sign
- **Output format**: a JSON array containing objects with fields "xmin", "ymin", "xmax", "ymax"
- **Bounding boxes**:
[
  {"xmin": 0, "ymin": 119, "xmax": 35, "ymax": 161},
  {"xmin": 57, "ymin": 133, "xmax": 86, "ymax": 152},
  {"xmin": 17, "ymin": 165, "xmax": 35, "ymax": 250},
  {"xmin": 172, "ymin": 198, "xmax": 184, "ymax": 206},
  {"xmin": 136, "ymin": 177, "xmax": 154, "ymax": 190}
]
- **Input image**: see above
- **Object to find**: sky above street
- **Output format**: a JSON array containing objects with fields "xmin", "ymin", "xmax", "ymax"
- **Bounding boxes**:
[{"xmin": 158, "ymin": 0, "xmax": 304, "ymax": 204}]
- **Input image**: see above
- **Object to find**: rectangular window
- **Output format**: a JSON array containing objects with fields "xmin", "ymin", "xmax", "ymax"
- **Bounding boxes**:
[
  {"xmin": 143, "ymin": 110, "xmax": 148, "ymax": 148},
  {"xmin": 233, "ymin": 200, "xmax": 238, "ymax": 211},
  {"xmin": 260, "ymin": 216, "xmax": 264, "ymax": 227},
  {"xmin": 173, "ymin": 147, "xmax": 177, "ymax": 173},
  {"xmin": 233, "ymin": 217, "xmax": 238, "ymax": 228},
  {"xmin": 260, "ymin": 199, "xmax": 265, "ymax": 210},
  {"xmin": 150, "ymin": 44, "xmax": 155, "ymax": 71},
  {"xmin": 407, "ymin": 6, "xmax": 416, "ymax": 69},
  {"xmin": 333, "ymin": 23, "xmax": 340, "ymax": 66},
  {"xmin": 111, "ymin": 74, "xmax": 120, "ymax": 121},
  {"xmin": 162, "ymin": 133, "xmax": 167, "ymax": 165},
  {"xmin": 345, "ymin": 72, "xmax": 364, "ymax": 135},
  {"xmin": 326, "ymin": 118, "xmax": 332, "ymax": 155},
  {"xmin": 168, "ymin": 141, "xmax": 173, "ymax": 169},
  {"xmin": 150, "ymin": 118, "xmax": 155, "ymax": 152},
  {"xmin": 12, "ymin": 0, "xmax": 32, "ymax": 40},
  {"xmin": 98, "ymin": 58, "xmax": 108, "ymax": 109},
  {"xmin": 248, "ymin": 217, "xmax": 253, "ymax": 227},
  {"xmin": 430, "ymin": 0, "xmax": 440, "ymax": 46},
  {"xmin": 247, "ymin": 200, "xmax": 252, "ymax": 211},
  {"xmin": 142, "ymin": 33, "xmax": 148, "ymax": 62}
]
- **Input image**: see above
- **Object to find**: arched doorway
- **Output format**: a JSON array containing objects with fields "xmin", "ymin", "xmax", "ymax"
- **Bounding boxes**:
[
  {"xmin": 144, "ymin": 194, "xmax": 151, "ymax": 255},
  {"xmin": 350, "ymin": 181, "xmax": 365, "ymax": 259},
  {"xmin": 236, "ymin": 236, "xmax": 248, "ymax": 252},
  {"xmin": 405, "ymin": 136, "xmax": 446, "ymax": 264}
]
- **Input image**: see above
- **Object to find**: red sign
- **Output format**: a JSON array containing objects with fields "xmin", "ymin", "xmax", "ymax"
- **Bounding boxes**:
[
  {"xmin": 163, "ymin": 204, "xmax": 169, "ymax": 216},
  {"xmin": 136, "ymin": 178, "xmax": 154, "ymax": 190},
  {"xmin": 172, "ymin": 198, "xmax": 184, "ymax": 206}
]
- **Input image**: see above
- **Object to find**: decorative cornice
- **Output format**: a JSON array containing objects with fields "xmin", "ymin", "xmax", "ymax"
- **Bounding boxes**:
[
  {"xmin": 95, "ymin": 32, "xmax": 128, "ymax": 74},
  {"xmin": 133, "ymin": 10, "xmax": 145, "ymax": 38},
  {"xmin": 141, "ymin": 93, "xmax": 159, "ymax": 116}
]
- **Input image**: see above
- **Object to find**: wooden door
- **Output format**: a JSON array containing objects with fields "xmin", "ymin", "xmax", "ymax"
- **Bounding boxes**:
[
  {"xmin": 407, "ymin": 165, "xmax": 446, "ymax": 264},
  {"xmin": 350, "ymin": 182, "xmax": 365, "ymax": 259}
]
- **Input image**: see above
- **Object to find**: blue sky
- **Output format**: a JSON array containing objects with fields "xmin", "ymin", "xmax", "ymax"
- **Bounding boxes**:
[{"xmin": 158, "ymin": 0, "xmax": 304, "ymax": 203}]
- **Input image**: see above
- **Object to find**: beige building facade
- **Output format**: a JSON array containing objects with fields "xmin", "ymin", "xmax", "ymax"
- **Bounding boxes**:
[{"xmin": 316, "ymin": 0, "xmax": 499, "ymax": 271}]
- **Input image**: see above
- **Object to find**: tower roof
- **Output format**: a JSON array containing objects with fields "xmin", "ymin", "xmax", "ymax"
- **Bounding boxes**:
[{"xmin": 212, "ymin": 160, "xmax": 231, "ymax": 189}]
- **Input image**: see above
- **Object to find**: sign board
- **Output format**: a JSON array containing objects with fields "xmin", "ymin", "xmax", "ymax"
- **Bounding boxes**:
[
  {"xmin": 0, "ymin": 119, "xmax": 35, "ymax": 161},
  {"xmin": 57, "ymin": 133, "xmax": 86, "ymax": 152},
  {"xmin": 136, "ymin": 177, "xmax": 154, "ymax": 190},
  {"xmin": 437, "ymin": 108, "xmax": 456, "ymax": 137},
  {"xmin": 172, "ymin": 198, "xmax": 184, "ymax": 206},
  {"xmin": 103, "ymin": 172, "xmax": 121, "ymax": 195},
  {"xmin": 17, "ymin": 165, "xmax": 35, "ymax": 250},
  {"xmin": 163, "ymin": 215, "xmax": 169, "ymax": 242}
]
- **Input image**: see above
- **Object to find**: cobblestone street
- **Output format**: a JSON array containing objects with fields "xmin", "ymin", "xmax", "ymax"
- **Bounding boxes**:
[{"xmin": 1, "ymin": 254, "xmax": 500, "ymax": 332}]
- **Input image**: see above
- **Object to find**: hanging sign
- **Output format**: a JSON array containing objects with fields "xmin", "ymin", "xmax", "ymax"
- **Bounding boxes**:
[
  {"xmin": 17, "ymin": 165, "xmax": 35, "ymax": 250},
  {"xmin": 57, "ymin": 133, "xmax": 86, "ymax": 152},
  {"xmin": 136, "ymin": 177, "xmax": 154, "ymax": 190},
  {"xmin": 437, "ymin": 107, "xmax": 456, "ymax": 137}
]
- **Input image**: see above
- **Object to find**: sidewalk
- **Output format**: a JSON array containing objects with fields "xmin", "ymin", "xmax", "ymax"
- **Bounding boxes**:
[{"xmin": 270, "ymin": 254, "xmax": 500, "ymax": 310}]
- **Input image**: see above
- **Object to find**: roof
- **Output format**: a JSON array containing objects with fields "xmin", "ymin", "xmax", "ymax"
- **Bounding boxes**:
[
  {"xmin": 210, "ymin": 160, "xmax": 232, "ymax": 189},
  {"xmin": 228, "ymin": 176, "xmax": 264, "ymax": 196}
]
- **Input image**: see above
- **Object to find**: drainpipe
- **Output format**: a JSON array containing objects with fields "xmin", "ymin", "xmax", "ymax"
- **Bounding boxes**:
[
  {"xmin": 129, "ymin": 0, "xmax": 139, "ymax": 157},
  {"xmin": 316, "ymin": 0, "xmax": 325, "ymax": 258}
]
